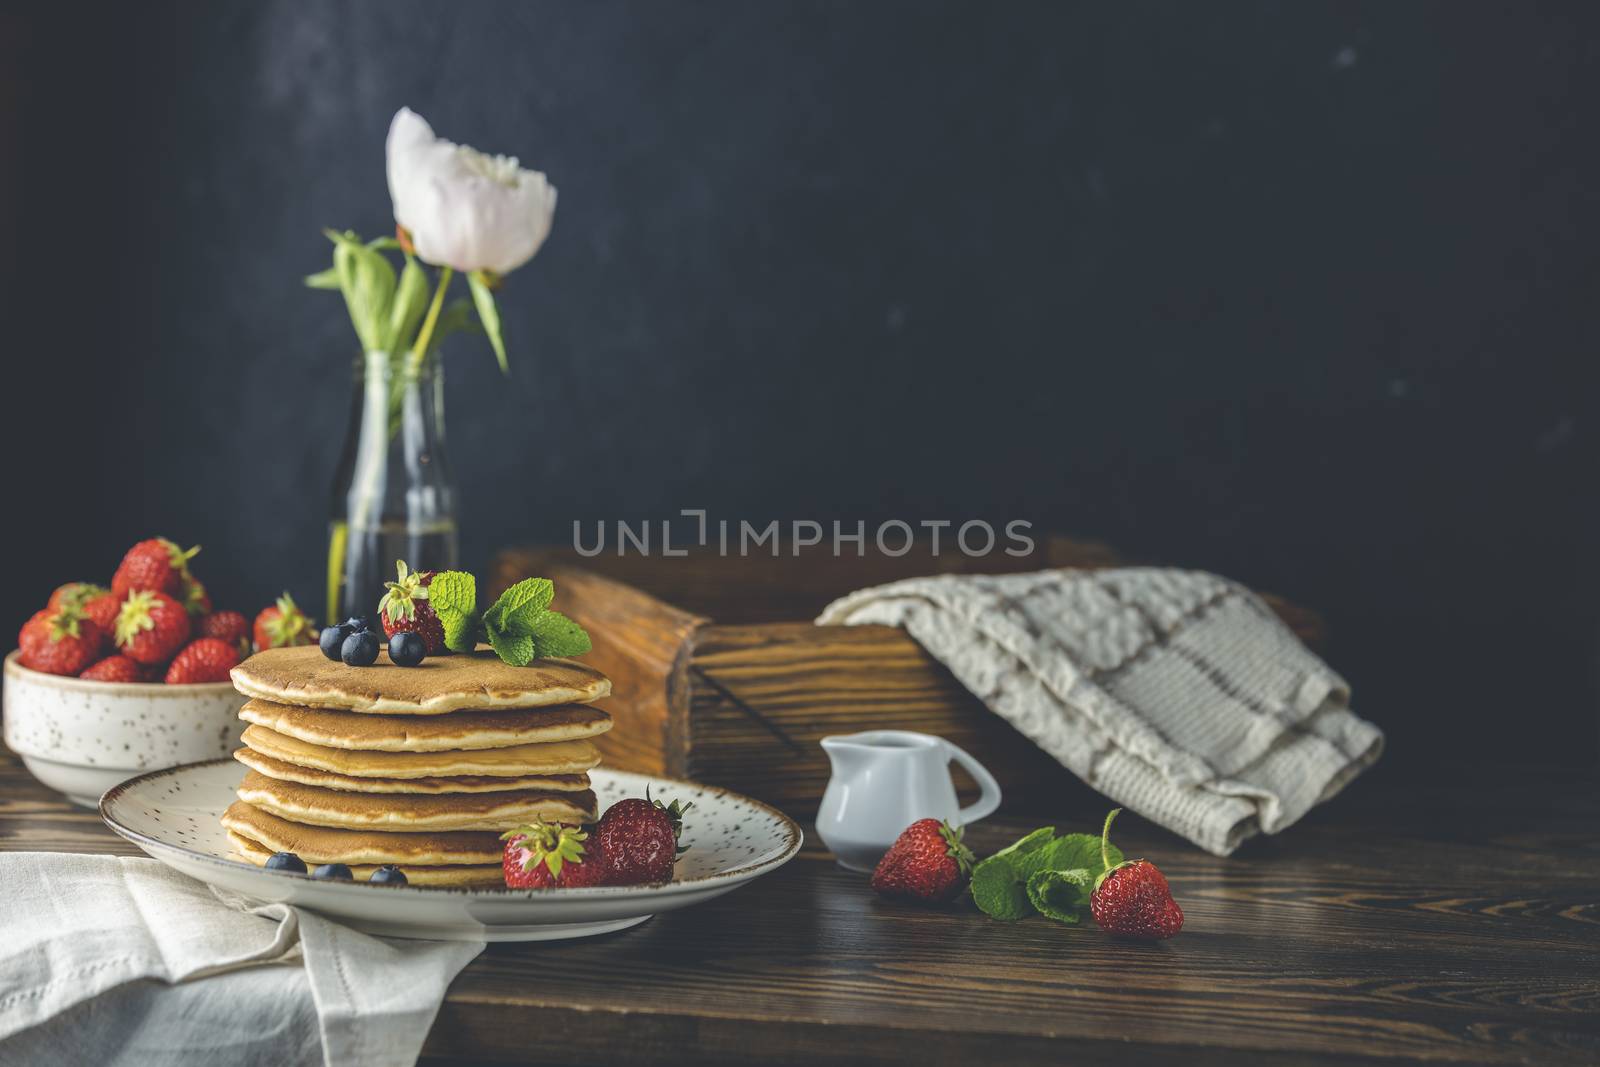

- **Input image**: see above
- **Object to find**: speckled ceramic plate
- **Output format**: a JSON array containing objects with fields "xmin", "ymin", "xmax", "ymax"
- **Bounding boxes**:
[{"xmin": 101, "ymin": 760, "xmax": 802, "ymax": 942}]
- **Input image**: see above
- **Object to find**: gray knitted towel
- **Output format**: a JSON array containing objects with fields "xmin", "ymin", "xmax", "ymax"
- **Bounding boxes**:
[{"xmin": 817, "ymin": 568, "xmax": 1382, "ymax": 856}]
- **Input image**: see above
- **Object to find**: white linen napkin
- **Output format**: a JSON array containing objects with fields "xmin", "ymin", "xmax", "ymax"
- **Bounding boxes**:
[
  {"xmin": 818, "ymin": 568, "xmax": 1383, "ymax": 856},
  {"xmin": 0, "ymin": 853, "xmax": 483, "ymax": 1066}
]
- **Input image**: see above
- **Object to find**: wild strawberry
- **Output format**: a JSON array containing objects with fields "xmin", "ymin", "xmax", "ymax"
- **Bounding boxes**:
[
  {"xmin": 198, "ymin": 610, "xmax": 251, "ymax": 656},
  {"xmin": 83, "ymin": 592, "xmax": 123, "ymax": 633},
  {"xmin": 378, "ymin": 561, "xmax": 446, "ymax": 655},
  {"xmin": 180, "ymin": 573, "xmax": 212, "ymax": 617},
  {"xmin": 870, "ymin": 819, "xmax": 975, "ymax": 902},
  {"xmin": 164, "ymin": 637, "xmax": 241, "ymax": 684},
  {"xmin": 18, "ymin": 608, "xmax": 104, "ymax": 676},
  {"xmin": 47, "ymin": 582, "xmax": 108, "ymax": 613},
  {"xmin": 1088, "ymin": 810, "xmax": 1183, "ymax": 940},
  {"xmin": 592, "ymin": 788, "xmax": 691, "ymax": 885},
  {"xmin": 80, "ymin": 655, "xmax": 145, "ymax": 683},
  {"xmin": 114, "ymin": 590, "xmax": 191, "ymax": 665},
  {"xmin": 501, "ymin": 821, "xmax": 608, "ymax": 888},
  {"xmin": 253, "ymin": 592, "xmax": 315, "ymax": 650},
  {"xmin": 111, "ymin": 538, "xmax": 199, "ymax": 598}
]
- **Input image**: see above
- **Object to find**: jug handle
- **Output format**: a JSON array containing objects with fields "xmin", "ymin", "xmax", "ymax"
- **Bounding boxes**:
[{"xmin": 943, "ymin": 740, "xmax": 1002, "ymax": 825}]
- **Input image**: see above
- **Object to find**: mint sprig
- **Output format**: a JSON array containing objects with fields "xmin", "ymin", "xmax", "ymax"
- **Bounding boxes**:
[
  {"xmin": 420, "ymin": 568, "xmax": 591, "ymax": 666},
  {"xmin": 971, "ymin": 821, "xmax": 1124, "ymax": 925}
]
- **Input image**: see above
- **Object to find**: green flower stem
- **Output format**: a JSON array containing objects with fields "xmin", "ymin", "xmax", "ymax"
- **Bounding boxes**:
[{"xmin": 408, "ymin": 266, "xmax": 454, "ymax": 377}]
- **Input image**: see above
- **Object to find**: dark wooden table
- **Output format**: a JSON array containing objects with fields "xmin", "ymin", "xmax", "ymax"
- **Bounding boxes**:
[{"xmin": 3, "ymin": 749, "xmax": 1596, "ymax": 1064}]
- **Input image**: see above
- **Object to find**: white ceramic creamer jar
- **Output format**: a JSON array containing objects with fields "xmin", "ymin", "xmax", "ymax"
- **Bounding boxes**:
[{"xmin": 816, "ymin": 730, "xmax": 1002, "ymax": 871}]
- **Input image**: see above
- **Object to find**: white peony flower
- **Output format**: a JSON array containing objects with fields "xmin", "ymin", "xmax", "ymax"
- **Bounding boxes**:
[{"xmin": 385, "ymin": 107, "xmax": 557, "ymax": 276}]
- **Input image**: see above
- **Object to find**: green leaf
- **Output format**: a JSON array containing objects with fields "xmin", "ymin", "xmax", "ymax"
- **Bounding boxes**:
[
  {"xmin": 486, "ymin": 625, "xmax": 535, "ymax": 667},
  {"xmin": 326, "ymin": 229, "xmax": 397, "ymax": 353},
  {"xmin": 467, "ymin": 271, "xmax": 508, "ymax": 375},
  {"xmin": 971, "ymin": 855, "xmax": 1032, "ymax": 921},
  {"xmin": 304, "ymin": 267, "xmax": 341, "ymax": 290},
  {"xmin": 487, "ymin": 578, "xmax": 554, "ymax": 635},
  {"xmin": 428, "ymin": 570, "xmax": 479, "ymax": 653},
  {"xmin": 528, "ymin": 611, "xmax": 592, "ymax": 659},
  {"xmin": 1025, "ymin": 868, "xmax": 1092, "ymax": 924},
  {"xmin": 1038, "ymin": 833, "xmax": 1122, "ymax": 879},
  {"xmin": 384, "ymin": 254, "xmax": 430, "ymax": 356},
  {"xmin": 366, "ymin": 235, "xmax": 401, "ymax": 252},
  {"xmin": 990, "ymin": 827, "xmax": 1056, "ymax": 866}
]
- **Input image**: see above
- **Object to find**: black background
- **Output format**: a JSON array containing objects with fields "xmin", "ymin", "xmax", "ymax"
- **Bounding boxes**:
[{"xmin": 4, "ymin": 2, "xmax": 1597, "ymax": 770}]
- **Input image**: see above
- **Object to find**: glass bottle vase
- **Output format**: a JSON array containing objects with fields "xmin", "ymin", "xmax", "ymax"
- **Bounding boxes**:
[{"xmin": 326, "ymin": 350, "xmax": 460, "ymax": 623}]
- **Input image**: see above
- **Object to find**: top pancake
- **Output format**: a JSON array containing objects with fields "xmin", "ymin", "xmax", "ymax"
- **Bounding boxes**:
[{"xmin": 231, "ymin": 645, "xmax": 611, "ymax": 714}]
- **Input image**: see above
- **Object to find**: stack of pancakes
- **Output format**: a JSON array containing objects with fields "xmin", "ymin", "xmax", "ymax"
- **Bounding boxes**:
[{"xmin": 222, "ymin": 645, "xmax": 612, "ymax": 887}]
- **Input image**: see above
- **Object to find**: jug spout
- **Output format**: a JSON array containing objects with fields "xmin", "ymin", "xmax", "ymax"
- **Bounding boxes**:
[{"xmin": 819, "ymin": 734, "xmax": 875, "ymax": 774}]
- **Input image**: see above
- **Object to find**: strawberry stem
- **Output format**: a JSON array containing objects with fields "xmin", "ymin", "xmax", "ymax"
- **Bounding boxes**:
[{"xmin": 1101, "ymin": 808, "xmax": 1121, "ymax": 873}]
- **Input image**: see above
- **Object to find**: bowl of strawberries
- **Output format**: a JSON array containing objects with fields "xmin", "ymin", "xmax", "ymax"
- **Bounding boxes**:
[{"xmin": 3, "ymin": 537, "xmax": 319, "ymax": 807}]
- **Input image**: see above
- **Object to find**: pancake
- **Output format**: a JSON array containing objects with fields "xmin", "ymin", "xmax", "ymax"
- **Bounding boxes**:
[
  {"xmin": 226, "ymin": 831, "xmax": 503, "ymax": 887},
  {"xmin": 222, "ymin": 801, "xmax": 505, "ymax": 865},
  {"xmin": 231, "ymin": 646, "xmax": 611, "ymax": 714},
  {"xmin": 238, "ymin": 698, "xmax": 611, "ymax": 751},
  {"xmin": 236, "ymin": 770, "xmax": 597, "ymax": 831},
  {"xmin": 242, "ymin": 725, "xmax": 602, "ymax": 778},
  {"xmin": 234, "ymin": 747, "xmax": 591, "ymax": 795}
]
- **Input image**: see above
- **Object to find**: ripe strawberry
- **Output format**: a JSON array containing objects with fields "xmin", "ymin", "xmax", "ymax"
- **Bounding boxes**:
[
  {"xmin": 870, "ymin": 819, "xmax": 975, "ymax": 902},
  {"xmin": 111, "ymin": 538, "xmax": 199, "ymax": 598},
  {"xmin": 592, "ymin": 788, "xmax": 691, "ymax": 885},
  {"xmin": 164, "ymin": 637, "xmax": 241, "ymax": 684},
  {"xmin": 180, "ymin": 573, "xmax": 212, "ymax": 617},
  {"xmin": 253, "ymin": 592, "xmax": 315, "ymax": 650},
  {"xmin": 83, "ymin": 591, "xmax": 123, "ymax": 633},
  {"xmin": 113, "ymin": 590, "xmax": 192, "ymax": 665},
  {"xmin": 1088, "ymin": 809, "xmax": 1183, "ymax": 940},
  {"xmin": 197, "ymin": 610, "xmax": 251, "ymax": 656},
  {"xmin": 18, "ymin": 608, "xmax": 104, "ymax": 676},
  {"xmin": 378, "ymin": 561, "xmax": 446, "ymax": 655},
  {"xmin": 80, "ymin": 655, "xmax": 145, "ymax": 683},
  {"xmin": 47, "ymin": 582, "xmax": 107, "ymax": 613},
  {"xmin": 501, "ymin": 821, "xmax": 608, "ymax": 888}
]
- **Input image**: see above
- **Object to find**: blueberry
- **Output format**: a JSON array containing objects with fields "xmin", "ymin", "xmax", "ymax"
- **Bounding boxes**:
[
  {"xmin": 388, "ymin": 631, "xmax": 426, "ymax": 667},
  {"xmin": 311, "ymin": 863, "xmax": 353, "ymax": 881},
  {"xmin": 265, "ymin": 851, "xmax": 306, "ymax": 873},
  {"xmin": 344, "ymin": 616, "xmax": 370, "ymax": 633},
  {"xmin": 369, "ymin": 865, "xmax": 408, "ymax": 886},
  {"xmin": 319, "ymin": 624, "xmax": 351, "ymax": 662},
  {"xmin": 341, "ymin": 630, "xmax": 380, "ymax": 667}
]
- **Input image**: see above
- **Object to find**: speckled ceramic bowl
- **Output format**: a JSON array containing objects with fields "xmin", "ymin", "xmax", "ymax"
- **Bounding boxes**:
[{"xmin": 2, "ymin": 651, "xmax": 245, "ymax": 807}]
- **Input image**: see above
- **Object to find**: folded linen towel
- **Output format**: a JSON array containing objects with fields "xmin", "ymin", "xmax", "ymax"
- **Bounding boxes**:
[
  {"xmin": 0, "ymin": 853, "xmax": 482, "ymax": 1066},
  {"xmin": 818, "ymin": 568, "xmax": 1382, "ymax": 855}
]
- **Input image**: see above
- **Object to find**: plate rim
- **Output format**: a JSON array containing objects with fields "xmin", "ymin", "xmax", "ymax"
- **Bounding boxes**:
[{"xmin": 101, "ymin": 758, "xmax": 803, "ymax": 899}]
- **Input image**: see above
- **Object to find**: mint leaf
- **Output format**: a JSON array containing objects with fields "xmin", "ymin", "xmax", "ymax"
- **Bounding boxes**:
[
  {"xmin": 990, "ymin": 827, "xmax": 1056, "ymax": 864},
  {"xmin": 1026, "ymin": 868, "xmax": 1092, "ymax": 924},
  {"xmin": 488, "ymin": 578, "xmax": 554, "ymax": 635},
  {"xmin": 1044, "ymin": 832, "xmax": 1123, "ymax": 879},
  {"xmin": 971, "ymin": 856, "xmax": 1032, "ymax": 921},
  {"xmin": 428, "ymin": 570, "xmax": 479, "ymax": 653},
  {"xmin": 486, "ymin": 625, "xmax": 535, "ymax": 667},
  {"xmin": 528, "ymin": 610, "xmax": 591, "ymax": 658}
]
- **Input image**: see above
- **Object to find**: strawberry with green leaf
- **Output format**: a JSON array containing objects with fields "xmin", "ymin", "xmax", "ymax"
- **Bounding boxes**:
[
  {"xmin": 501, "ymin": 821, "xmax": 608, "ymax": 888},
  {"xmin": 253, "ymin": 592, "xmax": 315, "ymax": 650},
  {"xmin": 378, "ymin": 560, "xmax": 446, "ymax": 654}
]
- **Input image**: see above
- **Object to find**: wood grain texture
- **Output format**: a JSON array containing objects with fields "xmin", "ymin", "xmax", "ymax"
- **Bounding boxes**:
[
  {"xmin": 687, "ymin": 622, "xmax": 1086, "ymax": 814},
  {"xmin": 0, "ymin": 750, "xmax": 1595, "ymax": 1064}
]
